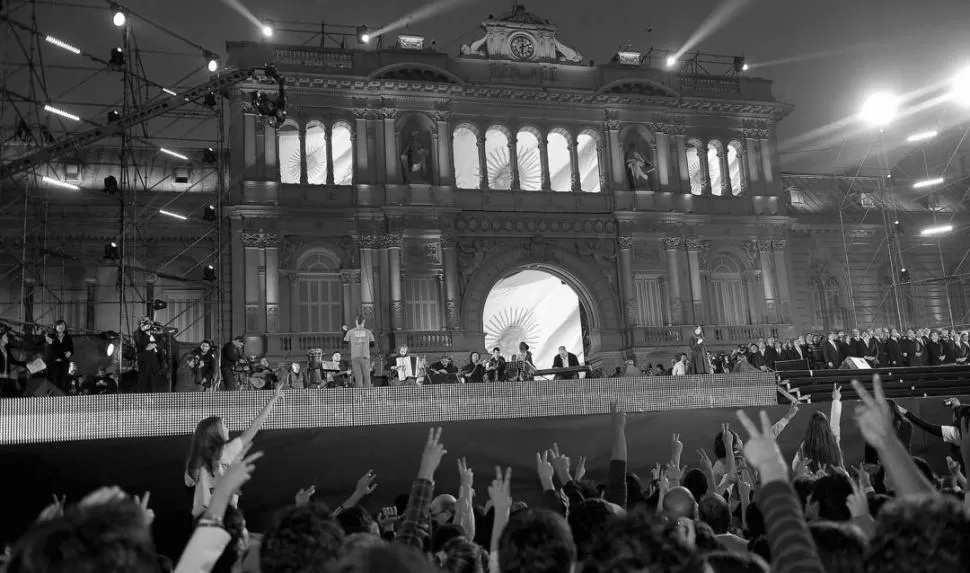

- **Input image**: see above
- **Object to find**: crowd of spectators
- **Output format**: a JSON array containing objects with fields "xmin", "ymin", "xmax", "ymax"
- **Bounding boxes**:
[{"xmin": 2, "ymin": 372, "xmax": 969, "ymax": 573}]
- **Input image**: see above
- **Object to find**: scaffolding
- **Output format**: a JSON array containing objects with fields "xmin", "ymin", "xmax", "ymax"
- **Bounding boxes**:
[{"xmin": 0, "ymin": 0, "xmax": 234, "ymax": 368}]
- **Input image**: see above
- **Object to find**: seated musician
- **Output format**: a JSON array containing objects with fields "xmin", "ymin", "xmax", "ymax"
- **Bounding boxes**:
[
  {"xmin": 326, "ymin": 352, "xmax": 352, "ymax": 388},
  {"xmin": 249, "ymin": 357, "xmax": 279, "ymax": 390},
  {"xmin": 485, "ymin": 347, "xmax": 506, "ymax": 383},
  {"xmin": 551, "ymin": 346, "xmax": 581, "ymax": 380},
  {"xmin": 189, "ymin": 339, "xmax": 217, "ymax": 389},
  {"xmin": 515, "ymin": 342, "xmax": 536, "ymax": 382},
  {"xmin": 460, "ymin": 352, "xmax": 486, "ymax": 383},
  {"xmin": 426, "ymin": 355, "xmax": 458, "ymax": 384},
  {"xmin": 281, "ymin": 362, "xmax": 306, "ymax": 389},
  {"xmin": 386, "ymin": 345, "xmax": 420, "ymax": 386},
  {"xmin": 0, "ymin": 329, "xmax": 26, "ymax": 394}
]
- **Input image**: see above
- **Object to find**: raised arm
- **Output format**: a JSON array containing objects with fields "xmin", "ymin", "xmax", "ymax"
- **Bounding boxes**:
[
  {"xmin": 769, "ymin": 400, "xmax": 800, "ymax": 440},
  {"xmin": 605, "ymin": 401, "xmax": 628, "ymax": 508},
  {"xmin": 238, "ymin": 385, "xmax": 285, "ymax": 446},
  {"xmin": 455, "ymin": 458, "xmax": 476, "ymax": 540},
  {"xmin": 396, "ymin": 427, "xmax": 446, "ymax": 550},
  {"xmin": 830, "ymin": 384, "xmax": 843, "ymax": 447}
]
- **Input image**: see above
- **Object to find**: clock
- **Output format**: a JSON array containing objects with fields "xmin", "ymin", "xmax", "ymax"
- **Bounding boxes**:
[{"xmin": 509, "ymin": 34, "xmax": 536, "ymax": 60}]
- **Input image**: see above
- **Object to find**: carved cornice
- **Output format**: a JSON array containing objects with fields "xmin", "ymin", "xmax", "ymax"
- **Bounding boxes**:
[
  {"xmin": 430, "ymin": 110, "xmax": 451, "ymax": 122},
  {"xmin": 771, "ymin": 239, "xmax": 787, "ymax": 251},
  {"xmin": 380, "ymin": 107, "xmax": 398, "ymax": 120},
  {"xmin": 684, "ymin": 238, "xmax": 702, "ymax": 251},
  {"xmin": 441, "ymin": 235, "xmax": 458, "ymax": 250},
  {"xmin": 381, "ymin": 233, "xmax": 403, "ymax": 249},
  {"xmin": 742, "ymin": 128, "xmax": 769, "ymax": 139},
  {"xmin": 358, "ymin": 234, "xmax": 381, "ymax": 249},
  {"xmin": 454, "ymin": 215, "xmax": 615, "ymax": 235},
  {"xmin": 604, "ymin": 119, "xmax": 621, "ymax": 131},
  {"xmin": 241, "ymin": 231, "xmax": 281, "ymax": 249},
  {"xmin": 617, "ymin": 236, "xmax": 634, "ymax": 250},
  {"xmin": 661, "ymin": 237, "xmax": 683, "ymax": 251}
]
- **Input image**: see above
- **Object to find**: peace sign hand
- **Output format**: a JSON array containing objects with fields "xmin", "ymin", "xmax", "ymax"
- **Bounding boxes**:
[
  {"xmin": 735, "ymin": 409, "xmax": 788, "ymax": 484},
  {"xmin": 851, "ymin": 374, "xmax": 894, "ymax": 451}
]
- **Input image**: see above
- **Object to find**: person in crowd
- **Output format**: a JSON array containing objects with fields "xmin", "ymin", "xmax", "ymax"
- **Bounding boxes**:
[
  {"xmin": 184, "ymin": 384, "xmax": 284, "ymax": 517},
  {"xmin": 747, "ymin": 343, "xmax": 767, "ymax": 371},
  {"xmin": 927, "ymin": 331, "xmax": 947, "ymax": 365},
  {"xmin": 902, "ymin": 328, "xmax": 926, "ymax": 366},
  {"xmin": 552, "ymin": 345, "xmax": 581, "ymax": 379},
  {"xmin": 460, "ymin": 351, "xmax": 486, "ymax": 383},
  {"xmin": 763, "ymin": 337, "xmax": 779, "ymax": 371},
  {"xmin": 688, "ymin": 326, "xmax": 711, "ymax": 375},
  {"xmin": 44, "ymin": 319, "xmax": 73, "ymax": 392},
  {"xmin": 792, "ymin": 384, "xmax": 843, "ymax": 473},
  {"xmin": 220, "ymin": 336, "xmax": 245, "ymax": 391},
  {"xmin": 672, "ymin": 353, "xmax": 689, "ymax": 376},
  {"xmin": 515, "ymin": 342, "xmax": 536, "ymax": 381},
  {"xmin": 886, "ymin": 328, "xmax": 904, "ymax": 366},
  {"xmin": 428, "ymin": 355, "xmax": 459, "ymax": 384},
  {"xmin": 189, "ymin": 339, "xmax": 217, "ymax": 390},
  {"xmin": 344, "ymin": 317, "xmax": 375, "ymax": 388},
  {"xmin": 133, "ymin": 317, "xmax": 166, "ymax": 393},
  {"xmin": 485, "ymin": 347, "xmax": 506, "ymax": 382},
  {"xmin": 822, "ymin": 331, "xmax": 841, "ymax": 369},
  {"xmin": 0, "ymin": 328, "xmax": 25, "ymax": 394},
  {"xmin": 955, "ymin": 331, "xmax": 969, "ymax": 364},
  {"xmin": 327, "ymin": 351, "xmax": 352, "ymax": 388}
]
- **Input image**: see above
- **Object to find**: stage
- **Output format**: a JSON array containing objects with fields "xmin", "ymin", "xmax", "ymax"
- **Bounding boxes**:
[{"xmin": 0, "ymin": 374, "xmax": 962, "ymax": 560}]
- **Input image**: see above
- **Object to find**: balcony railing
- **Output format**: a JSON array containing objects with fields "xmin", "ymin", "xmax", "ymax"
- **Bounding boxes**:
[
  {"xmin": 266, "ymin": 332, "xmax": 344, "ymax": 356},
  {"xmin": 633, "ymin": 324, "xmax": 793, "ymax": 348},
  {"xmin": 404, "ymin": 331, "xmax": 453, "ymax": 350}
]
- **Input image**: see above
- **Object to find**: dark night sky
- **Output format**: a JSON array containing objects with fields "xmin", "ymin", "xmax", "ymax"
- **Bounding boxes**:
[{"xmin": 16, "ymin": 0, "xmax": 970, "ymax": 174}]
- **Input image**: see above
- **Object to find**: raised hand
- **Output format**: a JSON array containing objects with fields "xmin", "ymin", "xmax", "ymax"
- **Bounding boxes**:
[
  {"xmin": 794, "ymin": 444, "xmax": 812, "ymax": 477},
  {"xmin": 845, "ymin": 474, "xmax": 868, "ymax": 518},
  {"xmin": 574, "ymin": 455, "xmax": 588, "ymax": 482},
  {"xmin": 418, "ymin": 427, "xmax": 447, "ymax": 481},
  {"xmin": 611, "ymin": 400, "xmax": 626, "ymax": 434},
  {"xmin": 960, "ymin": 418, "xmax": 970, "ymax": 470},
  {"xmin": 787, "ymin": 399, "xmax": 800, "ymax": 419},
  {"xmin": 737, "ymin": 468, "xmax": 753, "ymax": 503},
  {"xmin": 854, "ymin": 464, "xmax": 873, "ymax": 492},
  {"xmin": 295, "ymin": 485, "xmax": 316, "ymax": 506},
  {"xmin": 79, "ymin": 486, "xmax": 127, "ymax": 508},
  {"xmin": 354, "ymin": 470, "xmax": 378, "ymax": 499},
  {"xmin": 549, "ymin": 443, "xmax": 572, "ymax": 484},
  {"xmin": 851, "ymin": 375, "xmax": 894, "ymax": 451},
  {"xmin": 735, "ymin": 410, "xmax": 787, "ymax": 483},
  {"xmin": 377, "ymin": 506, "xmax": 399, "ymax": 532},
  {"xmin": 697, "ymin": 448, "xmax": 715, "ymax": 477},
  {"xmin": 488, "ymin": 466, "xmax": 513, "ymax": 517},
  {"xmin": 458, "ymin": 457, "xmax": 474, "ymax": 489},
  {"xmin": 832, "ymin": 383, "xmax": 842, "ymax": 402},
  {"xmin": 722, "ymin": 423, "xmax": 735, "ymax": 453},
  {"xmin": 670, "ymin": 433, "xmax": 684, "ymax": 466},
  {"xmin": 666, "ymin": 462, "xmax": 685, "ymax": 485},
  {"xmin": 37, "ymin": 494, "xmax": 67, "ymax": 522},
  {"xmin": 134, "ymin": 492, "xmax": 154, "ymax": 526},
  {"xmin": 274, "ymin": 383, "xmax": 286, "ymax": 401},
  {"xmin": 536, "ymin": 450, "xmax": 555, "ymax": 489},
  {"xmin": 220, "ymin": 446, "xmax": 264, "ymax": 494}
]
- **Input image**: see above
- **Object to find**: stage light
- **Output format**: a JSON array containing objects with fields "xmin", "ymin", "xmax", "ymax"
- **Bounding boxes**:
[
  {"xmin": 104, "ymin": 241, "xmax": 119, "ymax": 260},
  {"xmin": 261, "ymin": 24, "xmax": 273, "ymax": 38},
  {"xmin": 110, "ymin": 47, "xmax": 125, "ymax": 67},
  {"xmin": 107, "ymin": 109, "xmax": 121, "ymax": 122},
  {"xmin": 913, "ymin": 177, "xmax": 944, "ymax": 189},
  {"xmin": 44, "ymin": 105, "xmax": 79, "ymax": 122},
  {"xmin": 112, "ymin": 10, "xmax": 126, "ymax": 27},
  {"xmin": 203, "ymin": 265, "xmax": 217, "ymax": 282},
  {"xmin": 206, "ymin": 54, "xmax": 219, "ymax": 72},
  {"xmin": 357, "ymin": 26, "xmax": 370, "ymax": 44},
  {"xmin": 742, "ymin": 63, "xmax": 750, "ymax": 72},
  {"xmin": 859, "ymin": 92, "xmax": 899, "ymax": 127},
  {"xmin": 920, "ymin": 224, "xmax": 953, "ymax": 236},
  {"xmin": 41, "ymin": 176, "xmax": 79, "ymax": 190},
  {"xmin": 906, "ymin": 130, "xmax": 937, "ymax": 143},
  {"xmin": 202, "ymin": 147, "xmax": 217, "ymax": 164},
  {"xmin": 103, "ymin": 175, "xmax": 119, "ymax": 194},
  {"xmin": 893, "ymin": 219, "xmax": 905, "ymax": 234},
  {"xmin": 733, "ymin": 56, "xmax": 746, "ymax": 73},
  {"xmin": 665, "ymin": 56, "xmax": 676, "ymax": 68},
  {"xmin": 159, "ymin": 147, "xmax": 189, "ymax": 161},
  {"xmin": 203, "ymin": 91, "xmax": 217, "ymax": 107},
  {"xmin": 159, "ymin": 209, "xmax": 187, "ymax": 220},
  {"xmin": 45, "ymin": 35, "xmax": 81, "ymax": 55},
  {"xmin": 953, "ymin": 66, "xmax": 970, "ymax": 107},
  {"xmin": 899, "ymin": 268, "xmax": 911, "ymax": 283},
  {"xmin": 152, "ymin": 299, "xmax": 168, "ymax": 311},
  {"xmin": 161, "ymin": 87, "xmax": 178, "ymax": 96},
  {"xmin": 203, "ymin": 204, "xmax": 216, "ymax": 221}
]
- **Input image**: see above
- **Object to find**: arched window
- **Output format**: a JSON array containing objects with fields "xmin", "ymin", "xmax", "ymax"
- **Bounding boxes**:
[
  {"xmin": 685, "ymin": 142, "xmax": 705, "ymax": 195},
  {"xmin": 707, "ymin": 141, "xmax": 723, "ymax": 196},
  {"xmin": 485, "ymin": 127, "xmax": 511, "ymax": 190},
  {"xmin": 547, "ymin": 131, "xmax": 572, "ymax": 192},
  {"xmin": 452, "ymin": 125, "xmax": 480, "ymax": 189},
  {"xmin": 812, "ymin": 277, "xmax": 844, "ymax": 331},
  {"xmin": 577, "ymin": 131, "xmax": 601, "ymax": 192},
  {"xmin": 708, "ymin": 254, "xmax": 750, "ymax": 326},
  {"xmin": 278, "ymin": 120, "xmax": 300, "ymax": 184},
  {"xmin": 331, "ymin": 122, "xmax": 353, "ymax": 185},
  {"xmin": 304, "ymin": 121, "xmax": 328, "ymax": 185},
  {"xmin": 516, "ymin": 130, "xmax": 542, "ymax": 190},
  {"xmin": 295, "ymin": 250, "xmax": 342, "ymax": 333},
  {"xmin": 727, "ymin": 141, "xmax": 744, "ymax": 196}
]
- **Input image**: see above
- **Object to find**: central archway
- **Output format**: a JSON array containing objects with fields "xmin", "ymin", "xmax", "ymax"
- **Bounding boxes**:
[{"xmin": 483, "ymin": 269, "xmax": 586, "ymax": 368}]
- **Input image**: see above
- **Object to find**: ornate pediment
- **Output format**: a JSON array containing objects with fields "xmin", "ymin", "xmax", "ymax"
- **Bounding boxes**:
[{"xmin": 459, "ymin": 5, "xmax": 583, "ymax": 64}]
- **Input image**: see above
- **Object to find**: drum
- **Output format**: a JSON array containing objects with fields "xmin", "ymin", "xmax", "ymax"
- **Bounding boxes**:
[{"xmin": 307, "ymin": 349, "xmax": 324, "ymax": 370}]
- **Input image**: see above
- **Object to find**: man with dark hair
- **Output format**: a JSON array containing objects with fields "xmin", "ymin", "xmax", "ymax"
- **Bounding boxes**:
[
  {"xmin": 661, "ymin": 486, "xmax": 698, "ymax": 521},
  {"xmin": 704, "ymin": 551, "xmax": 769, "ymax": 573},
  {"xmin": 698, "ymin": 494, "xmax": 748, "ymax": 554},
  {"xmin": 809, "ymin": 522, "xmax": 867, "ymax": 573},
  {"xmin": 866, "ymin": 494, "xmax": 970, "ymax": 573},
  {"xmin": 339, "ymin": 544, "xmax": 436, "ymax": 573},
  {"xmin": 580, "ymin": 512, "xmax": 706, "ymax": 573},
  {"xmin": 682, "ymin": 468, "xmax": 709, "ymax": 502},
  {"xmin": 567, "ymin": 499, "xmax": 616, "ymax": 561},
  {"xmin": 807, "ymin": 474, "xmax": 852, "ymax": 522},
  {"xmin": 498, "ymin": 509, "xmax": 575, "ymax": 573},
  {"xmin": 260, "ymin": 503, "xmax": 345, "ymax": 573}
]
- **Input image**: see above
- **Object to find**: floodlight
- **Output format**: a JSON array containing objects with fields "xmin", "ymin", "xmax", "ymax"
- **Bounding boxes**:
[
  {"xmin": 110, "ymin": 47, "xmax": 125, "ymax": 67},
  {"xmin": 953, "ymin": 66, "xmax": 970, "ymax": 107},
  {"xmin": 44, "ymin": 105, "xmax": 79, "ymax": 122},
  {"xmin": 159, "ymin": 147, "xmax": 188, "ymax": 161},
  {"xmin": 107, "ymin": 110, "xmax": 121, "ymax": 122},
  {"xmin": 203, "ymin": 204, "xmax": 217, "ymax": 221},
  {"xmin": 206, "ymin": 54, "xmax": 219, "ymax": 72},
  {"xmin": 203, "ymin": 265, "xmax": 217, "ymax": 282},
  {"xmin": 159, "ymin": 209, "xmax": 187, "ymax": 220},
  {"xmin": 261, "ymin": 24, "xmax": 273, "ymax": 38},
  {"xmin": 41, "ymin": 176, "xmax": 79, "ymax": 190},
  {"xmin": 665, "ymin": 56, "xmax": 676, "ymax": 68},
  {"xmin": 104, "ymin": 241, "xmax": 119, "ymax": 260},
  {"xmin": 920, "ymin": 224, "xmax": 953, "ymax": 236},
  {"xmin": 112, "ymin": 10, "xmax": 126, "ymax": 27},
  {"xmin": 103, "ymin": 175, "xmax": 119, "ymax": 194},
  {"xmin": 202, "ymin": 147, "xmax": 217, "ymax": 164},
  {"xmin": 859, "ymin": 92, "xmax": 899, "ymax": 127},
  {"xmin": 45, "ymin": 35, "xmax": 81, "ymax": 55},
  {"xmin": 912, "ymin": 177, "xmax": 944, "ymax": 189},
  {"xmin": 906, "ymin": 130, "xmax": 937, "ymax": 143}
]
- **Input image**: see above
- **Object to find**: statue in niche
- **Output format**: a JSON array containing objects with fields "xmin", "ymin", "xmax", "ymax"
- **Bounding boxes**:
[
  {"xmin": 625, "ymin": 143, "xmax": 656, "ymax": 190},
  {"xmin": 400, "ymin": 130, "xmax": 431, "ymax": 184}
]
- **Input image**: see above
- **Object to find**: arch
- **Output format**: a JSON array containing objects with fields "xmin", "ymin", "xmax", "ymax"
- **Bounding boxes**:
[
  {"xmin": 395, "ymin": 111, "xmax": 436, "ymax": 133},
  {"xmin": 277, "ymin": 119, "xmax": 301, "ymax": 184},
  {"xmin": 685, "ymin": 138, "xmax": 705, "ymax": 195},
  {"xmin": 515, "ymin": 127, "xmax": 542, "ymax": 190},
  {"xmin": 598, "ymin": 78, "xmax": 680, "ymax": 98},
  {"xmin": 727, "ymin": 140, "xmax": 745, "ymax": 196},
  {"xmin": 304, "ymin": 120, "xmax": 328, "ymax": 185},
  {"xmin": 331, "ymin": 121, "xmax": 354, "ymax": 185},
  {"xmin": 577, "ymin": 129, "xmax": 602, "ymax": 192},
  {"xmin": 707, "ymin": 140, "xmax": 724, "ymax": 196},
  {"xmin": 707, "ymin": 250, "xmax": 751, "ymax": 326},
  {"xmin": 295, "ymin": 247, "xmax": 342, "ymax": 272},
  {"xmin": 546, "ymin": 130, "xmax": 572, "ymax": 192},
  {"xmin": 484, "ymin": 126, "xmax": 512, "ymax": 190},
  {"xmin": 709, "ymin": 252, "xmax": 744, "ymax": 274},
  {"xmin": 461, "ymin": 245, "xmax": 620, "ymax": 347},
  {"xmin": 452, "ymin": 124, "xmax": 481, "ymax": 189},
  {"xmin": 369, "ymin": 62, "xmax": 465, "ymax": 85}
]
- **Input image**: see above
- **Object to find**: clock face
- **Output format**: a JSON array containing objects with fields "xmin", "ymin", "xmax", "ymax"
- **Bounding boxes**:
[{"xmin": 509, "ymin": 34, "xmax": 536, "ymax": 60}]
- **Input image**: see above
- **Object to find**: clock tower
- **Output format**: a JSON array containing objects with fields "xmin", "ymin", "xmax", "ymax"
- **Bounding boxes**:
[{"xmin": 460, "ymin": 4, "xmax": 583, "ymax": 64}]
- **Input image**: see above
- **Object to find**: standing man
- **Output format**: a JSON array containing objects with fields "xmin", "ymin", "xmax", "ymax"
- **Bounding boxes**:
[
  {"xmin": 134, "ymin": 317, "xmax": 164, "ymax": 393},
  {"xmin": 220, "ymin": 336, "xmax": 245, "ymax": 391},
  {"xmin": 344, "ymin": 317, "xmax": 375, "ymax": 388}
]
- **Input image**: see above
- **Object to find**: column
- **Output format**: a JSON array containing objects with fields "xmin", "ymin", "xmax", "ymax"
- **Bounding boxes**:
[
  {"xmin": 617, "ymin": 236, "xmax": 637, "ymax": 327},
  {"xmin": 434, "ymin": 112, "xmax": 451, "ymax": 185},
  {"xmin": 760, "ymin": 131, "xmax": 774, "ymax": 186},
  {"xmin": 735, "ymin": 146, "xmax": 750, "ymax": 195},
  {"xmin": 243, "ymin": 115, "xmax": 257, "ymax": 172},
  {"xmin": 718, "ymin": 147, "xmax": 730, "ymax": 196},
  {"xmin": 436, "ymin": 273, "xmax": 447, "ymax": 329},
  {"xmin": 84, "ymin": 278, "xmax": 96, "ymax": 331},
  {"xmin": 507, "ymin": 135, "xmax": 519, "ymax": 190},
  {"xmin": 748, "ymin": 240, "xmax": 777, "ymax": 323},
  {"xmin": 359, "ymin": 235, "xmax": 377, "ymax": 323},
  {"xmin": 265, "ymin": 235, "xmax": 281, "ymax": 332},
  {"xmin": 685, "ymin": 239, "xmax": 704, "ymax": 324},
  {"xmin": 241, "ymin": 232, "xmax": 266, "ymax": 333},
  {"xmin": 597, "ymin": 143, "xmax": 609, "ymax": 192},
  {"xmin": 477, "ymin": 131, "xmax": 488, "ymax": 190},
  {"xmin": 442, "ymin": 237, "xmax": 460, "ymax": 329},
  {"xmin": 289, "ymin": 274, "xmax": 300, "ymax": 332},
  {"xmin": 745, "ymin": 134, "xmax": 760, "ymax": 189},
  {"xmin": 298, "ymin": 122, "xmax": 308, "ymax": 185},
  {"xmin": 368, "ymin": 116, "xmax": 381, "ymax": 184},
  {"xmin": 663, "ymin": 237, "xmax": 684, "ymax": 324},
  {"xmin": 385, "ymin": 234, "xmax": 404, "ymax": 330},
  {"xmin": 539, "ymin": 138, "xmax": 551, "ymax": 191},
  {"xmin": 675, "ymin": 134, "xmax": 690, "ymax": 193},
  {"xmin": 655, "ymin": 131, "xmax": 671, "ymax": 187},
  {"xmin": 254, "ymin": 121, "xmax": 266, "ymax": 178},
  {"xmin": 324, "ymin": 124, "xmax": 335, "ymax": 185},
  {"xmin": 353, "ymin": 110, "xmax": 369, "ymax": 182},
  {"xmin": 771, "ymin": 240, "xmax": 791, "ymax": 323},
  {"xmin": 697, "ymin": 143, "xmax": 711, "ymax": 195},
  {"xmin": 606, "ymin": 119, "xmax": 624, "ymax": 187},
  {"xmin": 340, "ymin": 270, "xmax": 360, "ymax": 326},
  {"xmin": 382, "ymin": 108, "xmax": 399, "ymax": 182},
  {"xmin": 264, "ymin": 123, "xmax": 278, "ymax": 180},
  {"xmin": 569, "ymin": 137, "xmax": 581, "ymax": 192},
  {"xmin": 230, "ymin": 222, "xmax": 245, "ymax": 336}
]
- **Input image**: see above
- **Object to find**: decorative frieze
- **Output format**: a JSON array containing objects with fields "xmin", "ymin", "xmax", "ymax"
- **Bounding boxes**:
[
  {"xmin": 454, "ymin": 215, "xmax": 615, "ymax": 235},
  {"xmin": 381, "ymin": 233, "xmax": 403, "ymax": 249},
  {"xmin": 617, "ymin": 236, "xmax": 634, "ymax": 251},
  {"xmin": 358, "ymin": 234, "xmax": 381, "ymax": 249},
  {"xmin": 340, "ymin": 269, "xmax": 361, "ymax": 284},
  {"xmin": 662, "ymin": 237, "xmax": 683, "ymax": 251},
  {"xmin": 241, "ymin": 231, "xmax": 281, "ymax": 249}
]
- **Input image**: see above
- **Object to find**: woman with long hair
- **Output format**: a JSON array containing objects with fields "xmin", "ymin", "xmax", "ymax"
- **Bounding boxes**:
[
  {"xmin": 794, "ymin": 384, "xmax": 843, "ymax": 473},
  {"xmin": 184, "ymin": 384, "xmax": 285, "ymax": 517},
  {"xmin": 45, "ymin": 319, "xmax": 73, "ymax": 392}
]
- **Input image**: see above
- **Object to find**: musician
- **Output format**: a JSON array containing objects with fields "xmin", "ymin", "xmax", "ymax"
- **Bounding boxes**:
[
  {"xmin": 886, "ymin": 329, "xmax": 904, "ymax": 366},
  {"xmin": 485, "ymin": 347, "xmax": 506, "ymax": 383},
  {"xmin": 552, "ymin": 346, "xmax": 581, "ymax": 380},
  {"xmin": 955, "ymin": 332, "xmax": 970, "ymax": 364},
  {"xmin": 823, "ymin": 331, "xmax": 841, "ymax": 369},
  {"xmin": 386, "ymin": 345, "xmax": 419, "ymax": 386},
  {"xmin": 344, "ymin": 318, "xmax": 375, "ymax": 388},
  {"xmin": 672, "ymin": 353, "xmax": 689, "ymax": 376},
  {"xmin": 0, "ymin": 329, "xmax": 23, "ymax": 385},
  {"xmin": 461, "ymin": 352, "xmax": 486, "ymax": 383},
  {"xmin": 249, "ymin": 357, "xmax": 279, "ymax": 390},
  {"xmin": 427, "ymin": 356, "xmax": 459, "ymax": 385},
  {"xmin": 326, "ymin": 352, "xmax": 352, "ymax": 388},
  {"xmin": 901, "ymin": 328, "xmax": 926, "ymax": 366},
  {"xmin": 220, "ymin": 336, "xmax": 245, "ymax": 391},
  {"xmin": 134, "ymin": 317, "xmax": 165, "ymax": 393},
  {"xmin": 44, "ymin": 319, "xmax": 74, "ymax": 392},
  {"xmin": 189, "ymin": 339, "xmax": 217, "ymax": 390},
  {"xmin": 514, "ymin": 342, "xmax": 536, "ymax": 382},
  {"xmin": 281, "ymin": 362, "xmax": 307, "ymax": 389}
]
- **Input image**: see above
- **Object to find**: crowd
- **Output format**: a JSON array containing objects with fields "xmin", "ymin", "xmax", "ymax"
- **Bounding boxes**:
[{"xmin": 3, "ymin": 372, "xmax": 969, "ymax": 573}]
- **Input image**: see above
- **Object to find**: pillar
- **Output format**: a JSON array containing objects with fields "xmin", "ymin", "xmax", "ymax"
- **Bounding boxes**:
[
  {"xmin": 477, "ymin": 131, "xmax": 488, "ymax": 190},
  {"xmin": 298, "ymin": 122, "xmax": 308, "ymax": 185},
  {"xmin": 748, "ymin": 240, "xmax": 777, "ymax": 323},
  {"xmin": 353, "ymin": 110, "xmax": 369, "ymax": 182},
  {"xmin": 772, "ymin": 240, "xmax": 791, "ymax": 323},
  {"xmin": 735, "ymin": 146, "xmax": 750, "ymax": 195},
  {"xmin": 442, "ymin": 236, "xmax": 460, "ymax": 329},
  {"xmin": 230, "ymin": 223, "xmax": 245, "ymax": 336},
  {"xmin": 760, "ymin": 133, "xmax": 774, "ymax": 186},
  {"xmin": 745, "ymin": 137, "xmax": 760, "ymax": 188},
  {"xmin": 718, "ymin": 147, "xmax": 730, "ymax": 196},
  {"xmin": 539, "ymin": 138, "xmax": 551, "ymax": 191},
  {"xmin": 324, "ymin": 124, "xmax": 335, "ymax": 185},
  {"xmin": 606, "ymin": 119, "xmax": 624, "ymax": 187},
  {"xmin": 617, "ymin": 236, "xmax": 636, "ymax": 327},
  {"xmin": 84, "ymin": 278, "xmax": 96, "ymax": 331},
  {"xmin": 244, "ymin": 115, "xmax": 257, "ymax": 172},
  {"xmin": 341, "ymin": 270, "xmax": 360, "ymax": 327},
  {"xmin": 685, "ymin": 239, "xmax": 704, "ymax": 324},
  {"xmin": 435, "ymin": 112, "xmax": 451, "ymax": 185},
  {"xmin": 265, "ymin": 235, "xmax": 281, "ymax": 332},
  {"xmin": 697, "ymin": 143, "xmax": 711, "ymax": 195},
  {"xmin": 289, "ymin": 274, "xmax": 300, "ymax": 332},
  {"xmin": 241, "ymin": 232, "xmax": 266, "ymax": 333},
  {"xmin": 663, "ymin": 237, "xmax": 685, "ymax": 324},
  {"xmin": 675, "ymin": 134, "xmax": 690, "ymax": 193},
  {"xmin": 385, "ymin": 234, "xmax": 404, "ymax": 330},
  {"xmin": 382, "ymin": 108, "xmax": 399, "ymax": 182},
  {"xmin": 436, "ymin": 273, "xmax": 447, "ymax": 329},
  {"xmin": 655, "ymin": 132, "xmax": 671, "ymax": 187},
  {"xmin": 508, "ymin": 135, "xmax": 519, "ymax": 190},
  {"xmin": 359, "ymin": 235, "xmax": 377, "ymax": 323},
  {"xmin": 264, "ymin": 123, "xmax": 278, "ymax": 180},
  {"xmin": 569, "ymin": 137, "xmax": 581, "ymax": 192}
]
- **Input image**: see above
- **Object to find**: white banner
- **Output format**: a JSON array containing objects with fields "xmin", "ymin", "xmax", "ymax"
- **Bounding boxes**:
[{"xmin": 483, "ymin": 270, "xmax": 584, "ymax": 369}]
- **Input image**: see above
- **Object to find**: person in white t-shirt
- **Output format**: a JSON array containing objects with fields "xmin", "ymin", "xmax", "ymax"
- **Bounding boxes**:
[{"xmin": 184, "ymin": 384, "xmax": 285, "ymax": 517}]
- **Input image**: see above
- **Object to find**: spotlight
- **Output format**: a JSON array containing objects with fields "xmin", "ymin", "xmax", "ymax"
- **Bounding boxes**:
[
  {"xmin": 859, "ymin": 92, "xmax": 899, "ymax": 127},
  {"xmin": 893, "ymin": 219, "xmax": 905, "ymax": 235},
  {"xmin": 151, "ymin": 299, "xmax": 168, "ymax": 311},
  {"xmin": 261, "ymin": 24, "xmax": 273, "ymax": 38},
  {"xmin": 44, "ymin": 105, "xmax": 80, "ymax": 122},
  {"xmin": 109, "ymin": 47, "xmax": 125, "ymax": 67},
  {"xmin": 103, "ymin": 175, "xmax": 119, "ymax": 194},
  {"xmin": 357, "ymin": 26, "xmax": 370, "ymax": 44},
  {"xmin": 104, "ymin": 241, "xmax": 119, "ymax": 260},
  {"xmin": 202, "ymin": 147, "xmax": 217, "ymax": 164},
  {"xmin": 112, "ymin": 10, "xmax": 126, "ymax": 27},
  {"xmin": 920, "ymin": 224, "xmax": 953, "ymax": 236},
  {"xmin": 899, "ymin": 268, "xmax": 911, "ymax": 283},
  {"xmin": 665, "ymin": 56, "xmax": 676, "ymax": 68},
  {"xmin": 206, "ymin": 54, "xmax": 219, "ymax": 72},
  {"xmin": 953, "ymin": 66, "xmax": 970, "ymax": 107},
  {"xmin": 733, "ymin": 56, "xmax": 746, "ymax": 73},
  {"xmin": 912, "ymin": 177, "xmax": 944, "ymax": 189},
  {"xmin": 202, "ymin": 265, "xmax": 217, "ymax": 282},
  {"xmin": 106, "ymin": 343, "xmax": 115, "ymax": 357},
  {"xmin": 203, "ymin": 91, "xmax": 217, "ymax": 107},
  {"xmin": 742, "ymin": 63, "xmax": 749, "ymax": 72},
  {"xmin": 203, "ymin": 204, "xmax": 216, "ymax": 221},
  {"xmin": 107, "ymin": 109, "xmax": 121, "ymax": 122}
]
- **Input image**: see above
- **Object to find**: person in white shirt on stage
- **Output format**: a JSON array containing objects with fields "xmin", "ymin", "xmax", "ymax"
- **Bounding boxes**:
[
  {"xmin": 551, "ymin": 346, "xmax": 580, "ymax": 380},
  {"xmin": 672, "ymin": 353, "xmax": 689, "ymax": 376},
  {"xmin": 343, "ymin": 318, "xmax": 375, "ymax": 388}
]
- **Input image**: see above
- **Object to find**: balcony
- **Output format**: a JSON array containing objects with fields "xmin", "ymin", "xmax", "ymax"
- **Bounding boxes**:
[
  {"xmin": 632, "ymin": 324, "xmax": 795, "ymax": 349},
  {"xmin": 265, "ymin": 332, "xmax": 345, "ymax": 357}
]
